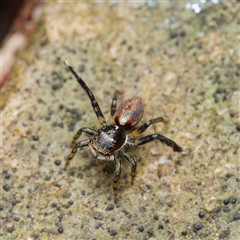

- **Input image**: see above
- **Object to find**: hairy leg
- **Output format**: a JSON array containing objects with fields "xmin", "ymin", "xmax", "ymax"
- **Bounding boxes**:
[
  {"xmin": 131, "ymin": 117, "xmax": 163, "ymax": 137},
  {"xmin": 121, "ymin": 151, "xmax": 137, "ymax": 184},
  {"xmin": 135, "ymin": 134, "xmax": 182, "ymax": 152},
  {"xmin": 112, "ymin": 156, "xmax": 122, "ymax": 202},
  {"xmin": 64, "ymin": 139, "xmax": 90, "ymax": 170},
  {"xmin": 71, "ymin": 127, "xmax": 96, "ymax": 147},
  {"xmin": 65, "ymin": 59, "xmax": 106, "ymax": 126},
  {"xmin": 110, "ymin": 90, "xmax": 120, "ymax": 122}
]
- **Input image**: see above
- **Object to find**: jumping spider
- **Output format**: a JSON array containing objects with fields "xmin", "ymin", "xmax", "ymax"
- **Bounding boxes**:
[{"xmin": 64, "ymin": 59, "xmax": 183, "ymax": 202}]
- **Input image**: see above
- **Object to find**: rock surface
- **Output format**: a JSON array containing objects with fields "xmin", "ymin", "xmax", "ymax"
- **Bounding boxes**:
[{"xmin": 1, "ymin": 1, "xmax": 239, "ymax": 239}]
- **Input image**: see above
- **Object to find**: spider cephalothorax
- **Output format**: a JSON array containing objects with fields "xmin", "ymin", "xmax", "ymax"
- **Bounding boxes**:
[
  {"xmin": 89, "ymin": 125, "xmax": 127, "ymax": 162},
  {"xmin": 63, "ymin": 59, "xmax": 183, "ymax": 202}
]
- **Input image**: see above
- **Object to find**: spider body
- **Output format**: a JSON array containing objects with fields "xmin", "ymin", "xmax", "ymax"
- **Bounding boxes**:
[
  {"xmin": 64, "ymin": 59, "xmax": 183, "ymax": 202},
  {"xmin": 89, "ymin": 124, "xmax": 127, "ymax": 161}
]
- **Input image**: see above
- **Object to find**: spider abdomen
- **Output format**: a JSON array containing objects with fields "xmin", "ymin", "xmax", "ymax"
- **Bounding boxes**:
[{"xmin": 114, "ymin": 97, "xmax": 144, "ymax": 130}]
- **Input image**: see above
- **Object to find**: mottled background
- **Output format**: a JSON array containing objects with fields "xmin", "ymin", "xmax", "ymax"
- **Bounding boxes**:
[{"xmin": 1, "ymin": 1, "xmax": 239, "ymax": 240}]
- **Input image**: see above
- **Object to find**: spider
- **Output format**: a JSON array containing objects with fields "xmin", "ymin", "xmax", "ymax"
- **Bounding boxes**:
[{"xmin": 63, "ymin": 59, "xmax": 183, "ymax": 202}]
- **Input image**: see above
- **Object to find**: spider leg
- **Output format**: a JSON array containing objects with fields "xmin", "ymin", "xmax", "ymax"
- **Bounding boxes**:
[
  {"xmin": 71, "ymin": 127, "xmax": 96, "ymax": 147},
  {"xmin": 110, "ymin": 90, "xmax": 120, "ymax": 122},
  {"xmin": 64, "ymin": 59, "xmax": 106, "ymax": 126},
  {"xmin": 134, "ymin": 134, "xmax": 183, "ymax": 152},
  {"xmin": 64, "ymin": 139, "xmax": 90, "ymax": 170},
  {"xmin": 113, "ymin": 156, "xmax": 122, "ymax": 202},
  {"xmin": 121, "ymin": 152, "xmax": 137, "ymax": 184},
  {"xmin": 131, "ymin": 117, "xmax": 163, "ymax": 137}
]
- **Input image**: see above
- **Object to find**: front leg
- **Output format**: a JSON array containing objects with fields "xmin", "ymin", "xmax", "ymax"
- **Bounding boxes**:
[
  {"xmin": 134, "ymin": 134, "xmax": 183, "ymax": 152},
  {"xmin": 112, "ymin": 156, "xmax": 122, "ymax": 202},
  {"xmin": 65, "ymin": 59, "xmax": 107, "ymax": 126},
  {"xmin": 64, "ymin": 139, "xmax": 90, "ymax": 170},
  {"xmin": 71, "ymin": 127, "xmax": 96, "ymax": 147}
]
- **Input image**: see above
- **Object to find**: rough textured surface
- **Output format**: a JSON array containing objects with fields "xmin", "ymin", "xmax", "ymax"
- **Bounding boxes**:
[{"xmin": 1, "ymin": 1, "xmax": 239, "ymax": 240}]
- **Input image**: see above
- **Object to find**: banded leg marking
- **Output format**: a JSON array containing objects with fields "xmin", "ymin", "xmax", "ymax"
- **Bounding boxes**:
[
  {"xmin": 121, "ymin": 152, "xmax": 137, "ymax": 184},
  {"xmin": 134, "ymin": 134, "xmax": 183, "ymax": 152},
  {"xmin": 110, "ymin": 90, "xmax": 120, "ymax": 123},
  {"xmin": 113, "ymin": 156, "xmax": 122, "ymax": 202},
  {"xmin": 64, "ymin": 59, "xmax": 106, "ymax": 126},
  {"xmin": 131, "ymin": 117, "xmax": 163, "ymax": 137},
  {"xmin": 71, "ymin": 127, "xmax": 96, "ymax": 147},
  {"xmin": 64, "ymin": 139, "xmax": 90, "ymax": 170}
]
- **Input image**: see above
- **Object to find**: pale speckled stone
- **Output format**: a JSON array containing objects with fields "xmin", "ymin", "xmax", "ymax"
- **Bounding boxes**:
[{"xmin": 1, "ymin": 1, "xmax": 239, "ymax": 240}]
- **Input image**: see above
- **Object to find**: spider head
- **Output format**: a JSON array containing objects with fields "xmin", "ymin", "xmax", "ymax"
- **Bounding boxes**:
[{"xmin": 90, "ymin": 125, "xmax": 127, "ymax": 156}]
